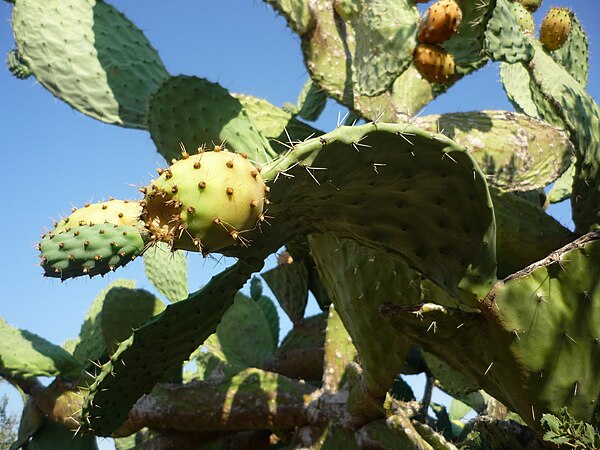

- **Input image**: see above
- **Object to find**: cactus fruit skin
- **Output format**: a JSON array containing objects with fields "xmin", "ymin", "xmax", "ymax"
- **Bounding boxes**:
[
  {"xmin": 52, "ymin": 200, "xmax": 142, "ymax": 234},
  {"xmin": 540, "ymin": 8, "xmax": 572, "ymax": 51},
  {"xmin": 418, "ymin": 0, "xmax": 463, "ymax": 44},
  {"xmin": 515, "ymin": 0, "xmax": 542, "ymax": 13},
  {"xmin": 142, "ymin": 149, "xmax": 267, "ymax": 254},
  {"xmin": 414, "ymin": 44, "xmax": 456, "ymax": 83},
  {"xmin": 510, "ymin": 2, "xmax": 535, "ymax": 34},
  {"xmin": 39, "ymin": 224, "xmax": 146, "ymax": 280}
]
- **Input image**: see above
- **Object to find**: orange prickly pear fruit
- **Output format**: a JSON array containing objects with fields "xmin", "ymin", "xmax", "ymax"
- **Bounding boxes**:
[
  {"xmin": 540, "ymin": 7, "xmax": 572, "ymax": 51},
  {"xmin": 413, "ymin": 43, "xmax": 456, "ymax": 83},
  {"xmin": 418, "ymin": 0, "xmax": 463, "ymax": 44}
]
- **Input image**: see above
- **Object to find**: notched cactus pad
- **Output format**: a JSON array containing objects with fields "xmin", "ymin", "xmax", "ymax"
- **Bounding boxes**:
[
  {"xmin": 12, "ymin": 0, "xmax": 168, "ymax": 128},
  {"xmin": 142, "ymin": 148, "xmax": 268, "ymax": 254}
]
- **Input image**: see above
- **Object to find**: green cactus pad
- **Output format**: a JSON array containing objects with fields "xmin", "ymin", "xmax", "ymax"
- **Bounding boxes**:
[
  {"xmin": 235, "ymin": 93, "xmax": 322, "ymax": 147},
  {"xmin": 29, "ymin": 419, "xmax": 98, "ymax": 450},
  {"xmin": 484, "ymin": 0, "xmax": 534, "ymax": 64},
  {"xmin": 12, "ymin": 0, "xmax": 168, "ymax": 128},
  {"xmin": 261, "ymin": 261, "xmax": 309, "ymax": 324},
  {"xmin": 491, "ymin": 188, "xmax": 574, "ymax": 277},
  {"xmin": 101, "ymin": 287, "xmax": 165, "ymax": 355},
  {"xmin": 382, "ymin": 232, "xmax": 600, "ymax": 431},
  {"xmin": 488, "ymin": 233, "xmax": 600, "ymax": 426},
  {"xmin": 264, "ymin": 0, "xmax": 314, "ymax": 34},
  {"xmin": 255, "ymin": 294, "xmax": 280, "ymax": 347},
  {"xmin": 310, "ymin": 234, "xmax": 419, "ymax": 397},
  {"xmin": 82, "ymin": 257, "xmax": 263, "ymax": 435},
  {"xmin": 551, "ymin": 13, "xmax": 588, "ymax": 87},
  {"xmin": 39, "ymin": 224, "xmax": 146, "ymax": 280},
  {"xmin": 295, "ymin": 78, "xmax": 328, "ymax": 122},
  {"xmin": 203, "ymin": 293, "xmax": 276, "ymax": 369},
  {"xmin": 0, "ymin": 317, "xmax": 81, "ymax": 378},
  {"xmin": 244, "ymin": 122, "xmax": 497, "ymax": 306},
  {"xmin": 143, "ymin": 242, "xmax": 188, "ymax": 303},
  {"xmin": 143, "ymin": 149, "xmax": 268, "ymax": 253},
  {"xmin": 414, "ymin": 110, "xmax": 574, "ymax": 192},
  {"xmin": 549, "ymin": 164, "xmax": 575, "ymax": 204},
  {"xmin": 441, "ymin": 0, "xmax": 493, "ymax": 72},
  {"xmin": 52, "ymin": 200, "xmax": 142, "ymax": 235},
  {"xmin": 72, "ymin": 279, "xmax": 137, "ymax": 368},
  {"xmin": 525, "ymin": 39, "xmax": 600, "ymax": 232},
  {"xmin": 147, "ymin": 76, "xmax": 275, "ymax": 163},
  {"xmin": 322, "ymin": 304, "xmax": 358, "ymax": 392},
  {"xmin": 353, "ymin": 0, "xmax": 418, "ymax": 96},
  {"xmin": 499, "ymin": 62, "xmax": 539, "ymax": 118}
]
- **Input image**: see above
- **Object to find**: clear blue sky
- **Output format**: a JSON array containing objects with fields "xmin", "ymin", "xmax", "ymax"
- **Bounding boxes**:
[{"xmin": 1, "ymin": 0, "xmax": 599, "ymax": 446}]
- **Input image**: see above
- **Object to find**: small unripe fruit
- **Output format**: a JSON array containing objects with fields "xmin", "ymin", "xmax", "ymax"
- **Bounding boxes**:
[
  {"xmin": 510, "ymin": 2, "xmax": 535, "ymax": 34},
  {"xmin": 418, "ymin": 0, "xmax": 463, "ymax": 44},
  {"xmin": 413, "ymin": 43, "xmax": 456, "ymax": 83},
  {"xmin": 515, "ymin": 0, "xmax": 542, "ymax": 13},
  {"xmin": 540, "ymin": 7, "xmax": 572, "ymax": 51}
]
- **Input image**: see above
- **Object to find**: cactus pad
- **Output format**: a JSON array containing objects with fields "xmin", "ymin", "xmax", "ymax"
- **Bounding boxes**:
[
  {"xmin": 147, "ymin": 76, "xmax": 275, "ymax": 163},
  {"xmin": 39, "ymin": 224, "xmax": 146, "ymax": 280},
  {"xmin": 540, "ymin": 8, "xmax": 572, "ymax": 52},
  {"xmin": 0, "ymin": 317, "xmax": 81, "ymax": 378},
  {"xmin": 142, "ymin": 149, "xmax": 267, "ymax": 254},
  {"xmin": 414, "ymin": 110, "xmax": 574, "ymax": 192},
  {"xmin": 12, "ymin": 0, "xmax": 168, "ymax": 128}
]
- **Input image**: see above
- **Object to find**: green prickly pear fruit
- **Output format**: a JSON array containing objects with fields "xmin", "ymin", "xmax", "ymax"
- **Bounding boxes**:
[
  {"xmin": 514, "ymin": 0, "xmax": 542, "ymax": 13},
  {"xmin": 510, "ymin": 2, "xmax": 535, "ymax": 34},
  {"xmin": 540, "ymin": 7, "xmax": 572, "ymax": 51},
  {"xmin": 418, "ymin": 0, "xmax": 463, "ymax": 44},
  {"xmin": 6, "ymin": 49, "xmax": 31, "ymax": 79},
  {"xmin": 52, "ymin": 199, "xmax": 142, "ymax": 234},
  {"xmin": 413, "ymin": 43, "xmax": 456, "ymax": 83},
  {"xmin": 142, "ymin": 147, "xmax": 267, "ymax": 254},
  {"xmin": 39, "ymin": 223, "xmax": 146, "ymax": 280}
]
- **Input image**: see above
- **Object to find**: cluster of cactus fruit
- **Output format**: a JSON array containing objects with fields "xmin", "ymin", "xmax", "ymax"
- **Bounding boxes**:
[{"xmin": 3, "ymin": 0, "xmax": 600, "ymax": 448}]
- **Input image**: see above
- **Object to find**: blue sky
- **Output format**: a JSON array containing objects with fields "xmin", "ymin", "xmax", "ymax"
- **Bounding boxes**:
[{"xmin": 1, "ymin": 0, "xmax": 599, "ymax": 446}]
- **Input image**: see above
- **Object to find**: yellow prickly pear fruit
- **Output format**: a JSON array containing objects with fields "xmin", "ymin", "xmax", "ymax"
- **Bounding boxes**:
[
  {"xmin": 540, "ymin": 7, "xmax": 572, "ymax": 51},
  {"xmin": 413, "ymin": 43, "xmax": 456, "ymax": 84},
  {"xmin": 418, "ymin": 0, "xmax": 463, "ymax": 44},
  {"xmin": 52, "ymin": 200, "xmax": 142, "ymax": 234},
  {"xmin": 142, "ymin": 146, "xmax": 267, "ymax": 254}
]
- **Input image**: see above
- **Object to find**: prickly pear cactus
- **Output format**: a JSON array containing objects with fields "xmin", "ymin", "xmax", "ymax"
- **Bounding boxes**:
[{"xmin": 5, "ymin": 0, "xmax": 600, "ymax": 448}]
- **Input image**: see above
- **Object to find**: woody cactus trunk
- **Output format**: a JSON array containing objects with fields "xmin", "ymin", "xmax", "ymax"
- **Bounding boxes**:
[{"xmin": 3, "ymin": 0, "xmax": 600, "ymax": 448}]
